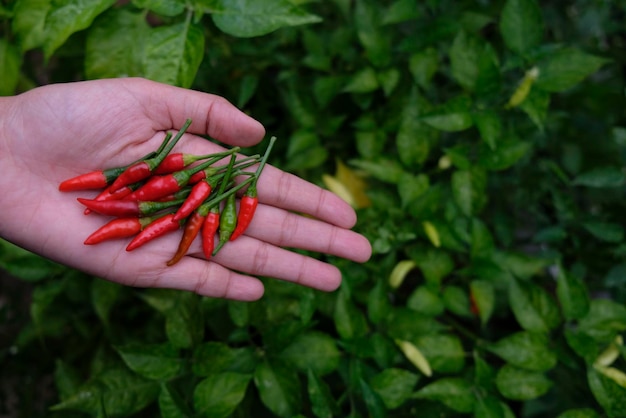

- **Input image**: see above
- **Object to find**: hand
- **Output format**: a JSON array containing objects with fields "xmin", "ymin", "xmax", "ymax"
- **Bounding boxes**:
[{"xmin": 0, "ymin": 78, "xmax": 371, "ymax": 301}]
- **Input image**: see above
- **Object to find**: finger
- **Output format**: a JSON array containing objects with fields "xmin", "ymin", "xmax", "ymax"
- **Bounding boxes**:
[
  {"xmin": 210, "ymin": 237, "xmax": 344, "ymax": 292},
  {"xmin": 127, "ymin": 78, "xmax": 266, "ymax": 147},
  {"xmin": 145, "ymin": 258, "xmax": 266, "ymax": 301},
  {"xmin": 255, "ymin": 165, "xmax": 358, "ymax": 229},
  {"xmin": 242, "ymin": 204, "xmax": 372, "ymax": 263}
]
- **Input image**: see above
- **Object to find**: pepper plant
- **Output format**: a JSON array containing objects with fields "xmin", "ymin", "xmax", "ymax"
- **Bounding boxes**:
[{"xmin": 2, "ymin": 0, "xmax": 626, "ymax": 417}]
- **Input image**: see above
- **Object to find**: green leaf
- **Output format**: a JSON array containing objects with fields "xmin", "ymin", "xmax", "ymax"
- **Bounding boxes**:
[
  {"xmin": 334, "ymin": 286, "xmax": 369, "ymax": 339},
  {"xmin": 91, "ymin": 278, "xmax": 122, "ymax": 326},
  {"xmin": 313, "ymin": 76, "xmax": 345, "ymax": 107},
  {"xmin": 42, "ymin": 0, "xmax": 117, "ymax": 59},
  {"xmin": 408, "ymin": 247, "xmax": 455, "ymax": 286},
  {"xmin": 398, "ymin": 173, "xmax": 430, "ymax": 208},
  {"xmin": 0, "ymin": 39, "xmax": 21, "ymax": 96},
  {"xmin": 0, "ymin": 239, "xmax": 63, "ymax": 281},
  {"xmin": 132, "ymin": 0, "xmax": 185, "ymax": 17},
  {"xmin": 307, "ymin": 370, "xmax": 337, "ymax": 418},
  {"xmin": 343, "ymin": 66, "xmax": 380, "ymax": 93},
  {"xmin": 286, "ymin": 130, "xmax": 328, "ymax": 170},
  {"xmin": 165, "ymin": 292, "xmax": 204, "ymax": 349},
  {"xmin": 474, "ymin": 110, "xmax": 502, "ymax": 150},
  {"xmin": 471, "ymin": 218, "xmax": 495, "ymax": 258},
  {"xmin": 582, "ymin": 221, "xmax": 624, "ymax": 243},
  {"xmin": 360, "ymin": 379, "xmax": 386, "ymax": 418},
  {"xmin": 193, "ymin": 343, "xmax": 257, "ymax": 376},
  {"xmin": 367, "ymin": 279, "xmax": 392, "ymax": 324},
  {"xmin": 413, "ymin": 378, "xmax": 475, "ymax": 413},
  {"xmin": 475, "ymin": 43, "xmax": 502, "ymax": 98},
  {"xmin": 30, "ymin": 278, "xmax": 65, "ymax": 327},
  {"xmin": 421, "ymin": 96, "xmax": 474, "ymax": 132},
  {"xmin": 478, "ymin": 139, "xmax": 531, "ymax": 171},
  {"xmin": 228, "ymin": 300, "xmax": 249, "ymax": 327},
  {"xmin": 378, "ymin": 67, "xmax": 400, "ymax": 96},
  {"xmin": 496, "ymin": 364, "xmax": 553, "ymax": 401},
  {"xmin": 254, "ymin": 360, "xmax": 302, "ymax": 417},
  {"xmin": 50, "ymin": 367, "xmax": 159, "ymax": 416},
  {"xmin": 451, "ymin": 168, "xmax": 488, "ymax": 217},
  {"xmin": 369, "ymin": 368, "xmax": 419, "ymax": 410},
  {"xmin": 237, "ymin": 74, "xmax": 259, "ymax": 108},
  {"xmin": 86, "ymin": 9, "xmax": 150, "ymax": 79},
  {"xmin": 519, "ymin": 89, "xmax": 551, "ymax": 131},
  {"xmin": 54, "ymin": 360, "xmax": 82, "ymax": 402},
  {"xmin": 193, "ymin": 372, "xmax": 251, "ymax": 418},
  {"xmin": 470, "ymin": 280, "xmax": 495, "ymax": 325},
  {"xmin": 407, "ymin": 286, "xmax": 445, "ymax": 317},
  {"xmin": 143, "ymin": 20, "xmax": 205, "ymax": 88},
  {"xmin": 449, "ymin": 30, "xmax": 482, "ymax": 91},
  {"xmin": 12, "ymin": 0, "xmax": 52, "ymax": 51},
  {"xmin": 488, "ymin": 331, "xmax": 557, "ymax": 372},
  {"xmin": 382, "ymin": 0, "xmax": 420, "ymax": 24},
  {"xmin": 577, "ymin": 299, "xmax": 626, "ymax": 342},
  {"xmin": 280, "ymin": 332, "xmax": 340, "ymax": 376},
  {"xmin": 159, "ymin": 383, "xmax": 192, "ymax": 418},
  {"xmin": 556, "ymin": 265, "xmax": 590, "ymax": 321},
  {"xmin": 443, "ymin": 286, "xmax": 473, "ymax": 318},
  {"xmin": 500, "ymin": 0, "xmax": 543, "ymax": 55},
  {"xmin": 556, "ymin": 409, "xmax": 600, "ymax": 418},
  {"xmin": 354, "ymin": 0, "xmax": 391, "ymax": 68},
  {"xmin": 473, "ymin": 395, "xmax": 507, "ymax": 418},
  {"xmin": 114, "ymin": 343, "xmax": 183, "ymax": 380},
  {"xmin": 414, "ymin": 334, "xmax": 466, "ymax": 373},
  {"xmin": 396, "ymin": 87, "xmax": 438, "ymax": 166},
  {"xmin": 572, "ymin": 167, "xmax": 625, "ymax": 188},
  {"xmin": 509, "ymin": 277, "xmax": 561, "ymax": 333},
  {"xmin": 210, "ymin": 0, "xmax": 322, "ymax": 38},
  {"xmin": 409, "ymin": 48, "xmax": 438, "ymax": 88},
  {"xmin": 536, "ymin": 48, "xmax": 609, "ymax": 92},
  {"xmin": 492, "ymin": 251, "xmax": 553, "ymax": 280},
  {"xmin": 385, "ymin": 308, "xmax": 445, "ymax": 341},
  {"xmin": 349, "ymin": 158, "xmax": 404, "ymax": 184},
  {"xmin": 587, "ymin": 367, "xmax": 626, "ymax": 417}
]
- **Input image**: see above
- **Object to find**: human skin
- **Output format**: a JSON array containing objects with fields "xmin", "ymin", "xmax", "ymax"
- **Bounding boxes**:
[{"xmin": 0, "ymin": 78, "xmax": 372, "ymax": 301}]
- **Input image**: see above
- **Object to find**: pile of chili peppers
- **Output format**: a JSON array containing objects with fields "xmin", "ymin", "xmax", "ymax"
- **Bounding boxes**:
[{"xmin": 58, "ymin": 119, "xmax": 276, "ymax": 266}]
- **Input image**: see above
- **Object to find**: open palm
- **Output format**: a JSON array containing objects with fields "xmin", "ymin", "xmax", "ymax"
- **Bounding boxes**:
[{"xmin": 0, "ymin": 78, "xmax": 371, "ymax": 301}]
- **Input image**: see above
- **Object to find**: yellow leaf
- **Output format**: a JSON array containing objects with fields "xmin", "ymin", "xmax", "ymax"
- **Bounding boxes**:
[
  {"xmin": 594, "ymin": 335, "xmax": 623, "ymax": 368},
  {"xmin": 389, "ymin": 260, "xmax": 417, "ymax": 289},
  {"xmin": 395, "ymin": 339, "xmax": 432, "ymax": 377},
  {"xmin": 322, "ymin": 174, "xmax": 355, "ymax": 207},
  {"xmin": 335, "ymin": 160, "xmax": 371, "ymax": 209},
  {"xmin": 595, "ymin": 365, "xmax": 626, "ymax": 389},
  {"xmin": 505, "ymin": 67, "xmax": 540, "ymax": 109},
  {"xmin": 423, "ymin": 221, "xmax": 441, "ymax": 248}
]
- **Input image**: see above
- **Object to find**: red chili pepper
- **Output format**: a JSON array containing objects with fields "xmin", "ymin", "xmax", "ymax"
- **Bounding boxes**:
[
  {"xmin": 59, "ymin": 170, "xmax": 111, "ymax": 192},
  {"xmin": 59, "ymin": 136, "xmax": 166, "ymax": 192},
  {"xmin": 230, "ymin": 137, "xmax": 276, "ymax": 241},
  {"xmin": 126, "ymin": 213, "xmax": 184, "ymax": 251},
  {"xmin": 84, "ymin": 183, "xmax": 139, "ymax": 215},
  {"xmin": 229, "ymin": 195, "xmax": 258, "ymax": 241},
  {"xmin": 154, "ymin": 187, "xmax": 192, "ymax": 202},
  {"xmin": 83, "ymin": 214, "xmax": 165, "ymax": 245},
  {"xmin": 125, "ymin": 148, "xmax": 238, "ymax": 202},
  {"xmin": 172, "ymin": 177, "xmax": 218, "ymax": 222},
  {"xmin": 108, "ymin": 120, "xmax": 192, "ymax": 193},
  {"xmin": 77, "ymin": 197, "xmax": 184, "ymax": 217},
  {"xmin": 201, "ymin": 208, "xmax": 220, "ymax": 260},
  {"xmin": 166, "ymin": 211, "xmax": 205, "ymax": 266},
  {"xmin": 153, "ymin": 152, "xmax": 227, "ymax": 175}
]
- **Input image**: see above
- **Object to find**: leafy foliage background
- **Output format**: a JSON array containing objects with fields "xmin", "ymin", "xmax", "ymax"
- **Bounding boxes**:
[{"xmin": 1, "ymin": 0, "xmax": 626, "ymax": 417}]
